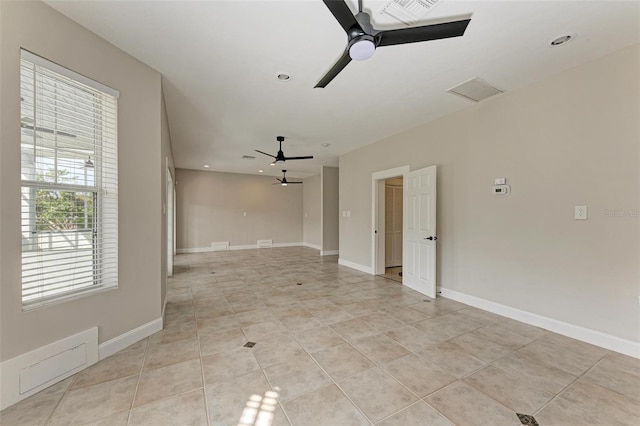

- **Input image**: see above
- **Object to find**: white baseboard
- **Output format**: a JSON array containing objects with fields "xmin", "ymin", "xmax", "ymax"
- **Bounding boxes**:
[
  {"xmin": 98, "ymin": 317, "xmax": 163, "ymax": 360},
  {"xmin": 439, "ymin": 288, "xmax": 640, "ymax": 359},
  {"xmin": 273, "ymin": 242, "xmax": 303, "ymax": 248},
  {"xmin": 303, "ymin": 242, "xmax": 321, "ymax": 250},
  {"xmin": 338, "ymin": 258, "xmax": 374, "ymax": 274},
  {"xmin": 176, "ymin": 247, "xmax": 214, "ymax": 254},
  {"xmin": 229, "ymin": 244, "xmax": 256, "ymax": 251},
  {"xmin": 321, "ymin": 250, "xmax": 339, "ymax": 256},
  {"xmin": 179, "ymin": 242, "xmax": 304, "ymax": 254},
  {"xmin": 1, "ymin": 328, "xmax": 98, "ymax": 411}
]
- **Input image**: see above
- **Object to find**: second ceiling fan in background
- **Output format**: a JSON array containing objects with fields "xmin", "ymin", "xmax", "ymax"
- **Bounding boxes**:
[
  {"xmin": 274, "ymin": 170, "xmax": 302, "ymax": 186},
  {"xmin": 316, "ymin": 0, "xmax": 471, "ymax": 88}
]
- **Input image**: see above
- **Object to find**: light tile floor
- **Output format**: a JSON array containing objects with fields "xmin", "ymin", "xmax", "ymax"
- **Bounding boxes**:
[
  {"xmin": 2, "ymin": 247, "xmax": 639, "ymax": 426},
  {"xmin": 380, "ymin": 267, "xmax": 402, "ymax": 283}
]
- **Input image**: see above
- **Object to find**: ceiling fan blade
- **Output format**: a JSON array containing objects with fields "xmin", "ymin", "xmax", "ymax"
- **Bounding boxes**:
[
  {"xmin": 377, "ymin": 19, "xmax": 471, "ymax": 47},
  {"xmin": 255, "ymin": 149, "xmax": 276, "ymax": 159},
  {"xmin": 289, "ymin": 181, "xmax": 303, "ymax": 184},
  {"xmin": 315, "ymin": 50, "xmax": 351, "ymax": 88},
  {"xmin": 322, "ymin": 0, "xmax": 360, "ymax": 33},
  {"xmin": 284, "ymin": 155, "xmax": 314, "ymax": 160},
  {"xmin": 276, "ymin": 178, "xmax": 283, "ymax": 182}
]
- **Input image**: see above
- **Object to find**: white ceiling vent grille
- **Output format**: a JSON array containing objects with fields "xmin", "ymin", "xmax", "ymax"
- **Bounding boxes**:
[
  {"xmin": 380, "ymin": 0, "xmax": 442, "ymax": 25},
  {"xmin": 447, "ymin": 77, "xmax": 503, "ymax": 102}
]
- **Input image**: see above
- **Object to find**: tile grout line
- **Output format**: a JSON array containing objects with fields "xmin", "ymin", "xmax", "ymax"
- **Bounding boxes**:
[
  {"xmin": 236, "ymin": 277, "xmax": 296, "ymax": 426},
  {"xmin": 191, "ymin": 265, "xmax": 213, "ymax": 426},
  {"xmin": 42, "ymin": 375, "xmax": 75, "ymax": 425},
  {"xmin": 532, "ymin": 349, "xmax": 611, "ymax": 417},
  {"xmin": 123, "ymin": 336, "xmax": 150, "ymax": 425}
]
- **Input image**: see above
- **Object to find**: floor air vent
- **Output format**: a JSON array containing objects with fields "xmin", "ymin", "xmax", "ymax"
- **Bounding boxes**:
[
  {"xmin": 257, "ymin": 239, "xmax": 273, "ymax": 248},
  {"xmin": 211, "ymin": 241, "xmax": 230, "ymax": 251},
  {"xmin": 447, "ymin": 77, "xmax": 503, "ymax": 102}
]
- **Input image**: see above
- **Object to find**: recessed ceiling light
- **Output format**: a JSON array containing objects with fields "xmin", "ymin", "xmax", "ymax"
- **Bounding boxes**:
[
  {"xmin": 203, "ymin": 164, "xmax": 210, "ymax": 168},
  {"xmin": 258, "ymin": 170, "xmax": 264, "ymax": 173},
  {"xmin": 550, "ymin": 34, "xmax": 574, "ymax": 47},
  {"xmin": 277, "ymin": 74, "xmax": 290, "ymax": 81},
  {"xmin": 322, "ymin": 143, "xmax": 330, "ymax": 147}
]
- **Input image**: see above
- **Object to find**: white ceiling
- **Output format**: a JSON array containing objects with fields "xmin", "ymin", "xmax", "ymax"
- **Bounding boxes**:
[{"xmin": 45, "ymin": 0, "xmax": 639, "ymax": 178}]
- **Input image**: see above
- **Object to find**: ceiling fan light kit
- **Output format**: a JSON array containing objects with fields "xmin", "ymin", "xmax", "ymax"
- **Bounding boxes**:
[
  {"xmin": 349, "ymin": 35, "xmax": 376, "ymax": 60},
  {"xmin": 316, "ymin": 0, "xmax": 471, "ymax": 88}
]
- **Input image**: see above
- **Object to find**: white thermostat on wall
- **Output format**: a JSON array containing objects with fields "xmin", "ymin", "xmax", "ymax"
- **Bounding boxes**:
[{"xmin": 492, "ymin": 184, "xmax": 510, "ymax": 196}]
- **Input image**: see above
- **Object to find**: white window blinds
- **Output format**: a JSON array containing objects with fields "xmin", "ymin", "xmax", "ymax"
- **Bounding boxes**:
[{"xmin": 20, "ymin": 50, "xmax": 119, "ymax": 310}]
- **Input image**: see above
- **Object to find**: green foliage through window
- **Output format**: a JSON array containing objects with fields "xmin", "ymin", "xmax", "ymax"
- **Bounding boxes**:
[{"xmin": 34, "ymin": 168, "xmax": 95, "ymax": 232}]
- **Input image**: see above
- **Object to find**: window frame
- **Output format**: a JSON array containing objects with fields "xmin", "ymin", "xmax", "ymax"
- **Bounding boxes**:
[{"xmin": 20, "ymin": 49, "xmax": 119, "ymax": 310}]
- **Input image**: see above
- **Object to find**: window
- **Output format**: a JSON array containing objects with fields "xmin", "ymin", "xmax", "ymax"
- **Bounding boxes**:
[{"xmin": 20, "ymin": 50, "xmax": 119, "ymax": 310}]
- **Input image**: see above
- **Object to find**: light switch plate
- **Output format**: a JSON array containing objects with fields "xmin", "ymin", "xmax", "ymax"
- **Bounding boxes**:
[{"xmin": 575, "ymin": 205, "xmax": 587, "ymax": 220}]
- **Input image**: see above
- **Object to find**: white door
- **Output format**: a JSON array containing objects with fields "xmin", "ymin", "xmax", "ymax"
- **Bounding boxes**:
[{"xmin": 403, "ymin": 165, "xmax": 437, "ymax": 297}]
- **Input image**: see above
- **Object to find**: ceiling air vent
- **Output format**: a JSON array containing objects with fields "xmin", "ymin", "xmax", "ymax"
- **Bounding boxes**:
[
  {"xmin": 380, "ymin": 0, "xmax": 442, "ymax": 25},
  {"xmin": 447, "ymin": 77, "xmax": 503, "ymax": 102},
  {"xmin": 242, "ymin": 155, "xmax": 256, "ymax": 160}
]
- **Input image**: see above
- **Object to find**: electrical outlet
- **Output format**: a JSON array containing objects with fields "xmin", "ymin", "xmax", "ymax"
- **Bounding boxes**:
[{"xmin": 575, "ymin": 205, "xmax": 587, "ymax": 220}]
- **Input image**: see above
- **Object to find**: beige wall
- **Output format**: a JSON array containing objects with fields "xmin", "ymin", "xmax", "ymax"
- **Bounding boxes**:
[
  {"xmin": 303, "ymin": 174, "xmax": 321, "ymax": 248},
  {"xmin": 160, "ymin": 91, "xmax": 175, "ymax": 307},
  {"xmin": 176, "ymin": 169, "xmax": 303, "ymax": 249},
  {"xmin": 339, "ymin": 45, "xmax": 640, "ymax": 342},
  {"xmin": 321, "ymin": 167, "xmax": 339, "ymax": 252},
  {"xmin": 0, "ymin": 1, "xmax": 165, "ymax": 360}
]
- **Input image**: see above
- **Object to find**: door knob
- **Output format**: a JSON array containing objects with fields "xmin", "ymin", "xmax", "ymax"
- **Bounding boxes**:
[{"xmin": 424, "ymin": 236, "xmax": 438, "ymax": 241}]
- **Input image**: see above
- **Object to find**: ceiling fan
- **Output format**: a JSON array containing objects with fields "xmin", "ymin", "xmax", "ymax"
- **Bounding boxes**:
[
  {"xmin": 315, "ymin": 0, "xmax": 471, "ymax": 88},
  {"xmin": 255, "ymin": 136, "xmax": 314, "ymax": 165},
  {"xmin": 273, "ymin": 170, "xmax": 303, "ymax": 186}
]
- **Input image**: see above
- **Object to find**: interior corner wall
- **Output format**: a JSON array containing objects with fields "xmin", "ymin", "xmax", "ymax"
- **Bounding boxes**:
[
  {"xmin": 175, "ymin": 169, "xmax": 303, "ymax": 249},
  {"xmin": 160, "ymin": 87, "xmax": 175, "ymax": 310},
  {"xmin": 321, "ymin": 167, "xmax": 339, "ymax": 253},
  {"xmin": 338, "ymin": 44, "xmax": 640, "ymax": 343},
  {"xmin": 0, "ymin": 0, "xmax": 164, "ymax": 361},
  {"xmin": 303, "ymin": 173, "xmax": 321, "ymax": 249}
]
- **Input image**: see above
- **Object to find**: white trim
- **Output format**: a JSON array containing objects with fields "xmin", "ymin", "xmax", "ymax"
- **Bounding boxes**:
[
  {"xmin": 178, "ymin": 242, "xmax": 305, "ymax": 254},
  {"xmin": 338, "ymin": 258, "xmax": 374, "ymax": 275},
  {"xmin": 230, "ymin": 244, "xmax": 257, "ymax": 251},
  {"xmin": 371, "ymin": 166, "xmax": 410, "ymax": 276},
  {"xmin": 1, "ymin": 328, "xmax": 98, "ymax": 410},
  {"xmin": 20, "ymin": 49, "xmax": 119, "ymax": 98},
  {"xmin": 98, "ymin": 317, "xmax": 163, "ymax": 360},
  {"xmin": 440, "ymin": 288, "xmax": 640, "ymax": 359},
  {"xmin": 321, "ymin": 250, "xmax": 339, "ymax": 256},
  {"xmin": 176, "ymin": 247, "xmax": 214, "ymax": 254},
  {"xmin": 303, "ymin": 242, "xmax": 322, "ymax": 251},
  {"xmin": 273, "ymin": 242, "xmax": 304, "ymax": 248}
]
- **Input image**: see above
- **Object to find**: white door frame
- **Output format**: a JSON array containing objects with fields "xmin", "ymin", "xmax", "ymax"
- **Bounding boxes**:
[
  {"xmin": 371, "ymin": 166, "xmax": 410, "ymax": 275},
  {"xmin": 167, "ymin": 166, "xmax": 174, "ymax": 277}
]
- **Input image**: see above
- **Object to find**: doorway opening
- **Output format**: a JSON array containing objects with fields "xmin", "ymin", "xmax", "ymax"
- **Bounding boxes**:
[
  {"xmin": 382, "ymin": 177, "xmax": 403, "ymax": 282},
  {"xmin": 371, "ymin": 166, "xmax": 410, "ymax": 283}
]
